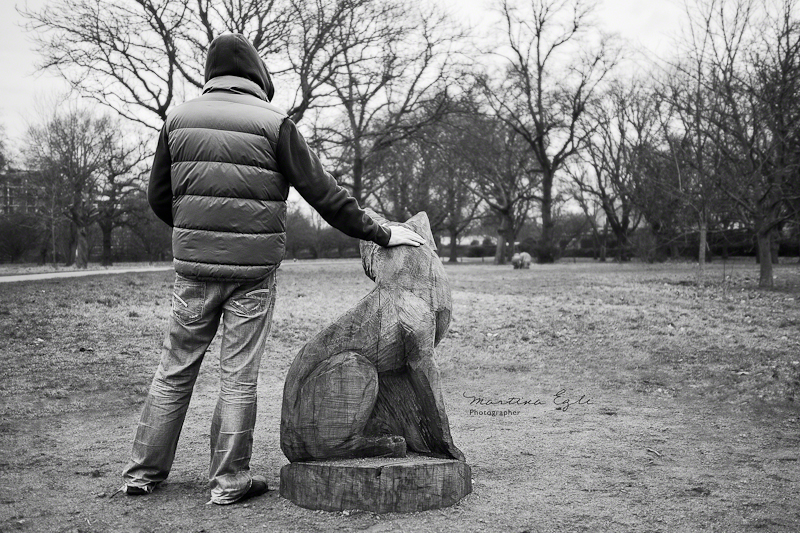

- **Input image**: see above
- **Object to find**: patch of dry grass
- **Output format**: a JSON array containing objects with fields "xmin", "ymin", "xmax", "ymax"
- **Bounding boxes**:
[
  {"xmin": 0, "ymin": 259, "xmax": 799, "ymax": 532},
  {"xmin": 439, "ymin": 260, "xmax": 800, "ymax": 406},
  {"xmin": 0, "ymin": 273, "xmax": 174, "ymax": 419}
]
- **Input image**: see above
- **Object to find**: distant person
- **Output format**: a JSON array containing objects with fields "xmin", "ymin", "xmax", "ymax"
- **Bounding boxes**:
[{"xmin": 119, "ymin": 33, "xmax": 425, "ymax": 505}]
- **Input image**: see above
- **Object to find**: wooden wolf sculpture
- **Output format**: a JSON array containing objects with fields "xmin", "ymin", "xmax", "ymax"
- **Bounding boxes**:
[{"xmin": 280, "ymin": 211, "xmax": 464, "ymax": 462}]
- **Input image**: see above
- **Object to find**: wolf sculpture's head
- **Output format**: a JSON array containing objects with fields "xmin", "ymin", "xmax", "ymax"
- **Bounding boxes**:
[{"xmin": 360, "ymin": 210, "xmax": 451, "ymax": 346}]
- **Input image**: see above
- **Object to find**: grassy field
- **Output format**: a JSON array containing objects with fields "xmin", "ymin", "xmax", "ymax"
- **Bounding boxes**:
[{"xmin": 0, "ymin": 259, "xmax": 799, "ymax": 532}]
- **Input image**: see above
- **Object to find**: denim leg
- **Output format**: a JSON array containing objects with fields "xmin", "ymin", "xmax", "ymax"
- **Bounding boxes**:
[
  {"xmin": 122, "ymin": 276, "xmax": 222, "ymax": 490},
  {"xmin": 208, "ymin": 272, "xmax": 276, "ymax": 504}
]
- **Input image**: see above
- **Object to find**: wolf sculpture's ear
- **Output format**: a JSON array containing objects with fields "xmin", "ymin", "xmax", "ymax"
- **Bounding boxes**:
[{"xmin": 405, "ymin": 212, "xmax": 436, "ymax": 250}]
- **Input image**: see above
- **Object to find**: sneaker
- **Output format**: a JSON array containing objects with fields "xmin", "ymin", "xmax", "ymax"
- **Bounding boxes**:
[
  {"xmin": 211, "ymin": 475, "xmax": 269, "ymax": 505},
  {"xmin": 124, "ymin": 485, "xmax": 153, "ymax": 496},
  {"xmin": 111, "ymin": 484, "xmax": 155, "ymax": 498}
]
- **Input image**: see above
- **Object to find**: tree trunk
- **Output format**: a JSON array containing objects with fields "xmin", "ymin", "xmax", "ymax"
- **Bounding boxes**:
[
  {"xmin": 448, "ymin": 229, "xmax": 459, "ymax": 263},
  {"xmin": 614, "ymin": 232, "xmax": 629, "ymax": 262},
  {"xmin": 352, "ymin": 156, "xmax": 364, "ymax": 205},
  {"xmin": 756, "ymin": 227, "xmax": 774, "ymax": 288},
  {"xmin": 770, "ymin": 230, "xmax": 779, "ymax": 265},
  {"xmin": 494, "ymin": 233, "xmax": 507, "ymax": 265},
  {"xmin": 698, "ymin": 219, "xmax": 708, "ymax": 274},
  {"xmin": 100, "ymin": 220, "xmax": 113, "ymax": 266},
  {"xmin": 51, "ymin": 217, "xmax": 59, "ymax": 268},
  {"xmin": 65, "ymin": 224, "xmax": 77, "ymax": 266},
  {"xmin": 598, "ymin": 224, "xmax": 608, "ymax": 262},
  {"xmin": 536, "ymin": 171, "xmax": 556, "ymax": 263},
  {"xmin": 75, "ymin": 225, "xmax": 89, "ymax": 269},
  {"xmin": 494, "ymin": 212, "xmax": 514, "ymax": 265}
]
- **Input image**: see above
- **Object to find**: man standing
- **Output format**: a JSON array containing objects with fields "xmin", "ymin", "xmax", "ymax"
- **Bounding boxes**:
[{"xmin": 120, "ymin": 33, "xmax": 424, "ymax": 505}]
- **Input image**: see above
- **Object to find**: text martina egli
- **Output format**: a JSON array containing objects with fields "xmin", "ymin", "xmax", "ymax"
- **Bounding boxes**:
[{"xmin": 464, "ymin": 389, "xmax": 593, "ymax": 415}]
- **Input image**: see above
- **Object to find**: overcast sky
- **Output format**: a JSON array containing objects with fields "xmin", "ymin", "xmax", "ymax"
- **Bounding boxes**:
[{"xmin": 1, "ymin": 0, "xmax": 686, "ymax": 148}]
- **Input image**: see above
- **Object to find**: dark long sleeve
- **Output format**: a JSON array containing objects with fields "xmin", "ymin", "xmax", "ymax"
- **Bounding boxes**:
[
  {"xmin": 276, "ymin": 118, "xmax": 391, "ymax": 247},
  {"xmin": 147, "ymin": 125, "xmax": 173, "ymax": 227}
]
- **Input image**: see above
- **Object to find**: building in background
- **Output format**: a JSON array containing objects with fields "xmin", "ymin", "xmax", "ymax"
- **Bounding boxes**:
[{"xmin": 1, "ymin": 169, "xmax": 39, "ymax": 214}]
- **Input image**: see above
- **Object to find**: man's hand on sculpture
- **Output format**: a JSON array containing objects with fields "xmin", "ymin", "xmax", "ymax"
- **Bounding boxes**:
[{"xmin": 386, "ymin": 226, "xmax": 426, "ymax": 247}]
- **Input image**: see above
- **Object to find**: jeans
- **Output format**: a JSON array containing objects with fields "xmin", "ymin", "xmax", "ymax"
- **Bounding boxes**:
[{"xmin": 122, "ymin": 271, "xmax": 277, "ymax": 504}]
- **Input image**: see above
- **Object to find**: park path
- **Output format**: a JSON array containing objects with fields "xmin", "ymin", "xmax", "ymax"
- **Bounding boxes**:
[
  {"xmin": 0, "ymin": 265, "xmax": 173, "ymax": 283},
  {"xmin": 0, "ymin": 259, "xmax": 360, "ymax": 284}
]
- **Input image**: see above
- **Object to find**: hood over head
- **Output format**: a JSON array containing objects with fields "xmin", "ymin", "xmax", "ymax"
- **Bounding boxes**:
[{"xmin": 204, "ymin": 33, "xmax": 275, "ymax": 101}]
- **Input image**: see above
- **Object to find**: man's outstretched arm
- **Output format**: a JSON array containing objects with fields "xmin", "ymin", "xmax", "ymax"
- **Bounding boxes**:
[{"xmin": 275, "ymin": 118, "xmax": 423, "ymax": 248}]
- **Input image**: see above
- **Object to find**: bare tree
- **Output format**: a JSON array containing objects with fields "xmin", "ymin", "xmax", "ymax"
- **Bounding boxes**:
[
  {"xmin": 24, "ymin": 0, "xmax": 204, "ymax": 128},
  {"xmin": 372, "ymin": 103, "xmax": 484, "ymax": 259},
  {"xmin": 459, "ymin": 114, "xmax": 540, "ymax": 265},
  {"xmin": 568, "ymin": 183, "xmax": 610, "ymax": 260},
  {"xmin": 569, "ymin": 80, "xmax": 657, "ymax": 260},
  {"xmin": 26, "ymin": 109, "xmax": 102, "ymax": 267},
  {"xmin": 96, "ymin": 127, "xmax": 148, "ymax": 266},
  {"xmin": 755, "ymin": 0, "xmax": 800, "ymax": 265},
  {"xmin": 676, "ymin": 0, "xmax": 800, "ymax": 287},
  {"xmin": 24, "ymin": 105, "xmax": 141, "ymax": 268},
  {"xmin": 308, "ymin": 4, "xmax": 465, "ymax": 205},
  {"xmin": 644, "ymin": 0, "xmax": 753, "ymax": 274},
  {"xmin": 435, "ymin": 126, "xmax": 486, "ymax": 263},
  {"xmin": 476, "ymin": 0, "xmax": 619, "ymax": 263},
  {"xmin": 375, "ymin": 136, "xmax": 450, "ymax": 239},
  {"xmin": 21, "ymin": 0, "xmax": 413, "ymax": 128}
]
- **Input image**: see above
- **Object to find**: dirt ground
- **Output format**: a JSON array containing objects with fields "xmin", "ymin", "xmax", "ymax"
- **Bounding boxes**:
[{"xmin": 0, "ymin": 259, "xmax": 798, "ymax": 532}]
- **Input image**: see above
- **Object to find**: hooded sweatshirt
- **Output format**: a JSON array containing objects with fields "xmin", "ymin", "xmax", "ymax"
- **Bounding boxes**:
[{"xmin": 148, "ymin": 34, "xmax": 390, "ymax": 281}]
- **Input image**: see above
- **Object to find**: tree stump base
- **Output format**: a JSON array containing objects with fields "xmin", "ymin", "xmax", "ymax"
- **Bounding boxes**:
[{"xmin": 279, "ymin": 454, "xmax": 472, "ymax": 513}]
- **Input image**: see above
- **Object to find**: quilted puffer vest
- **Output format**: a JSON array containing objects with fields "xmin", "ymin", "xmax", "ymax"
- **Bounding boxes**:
[{"xmin": 166, "ymin": 75, "xmax": 289, "ymax": 281}]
